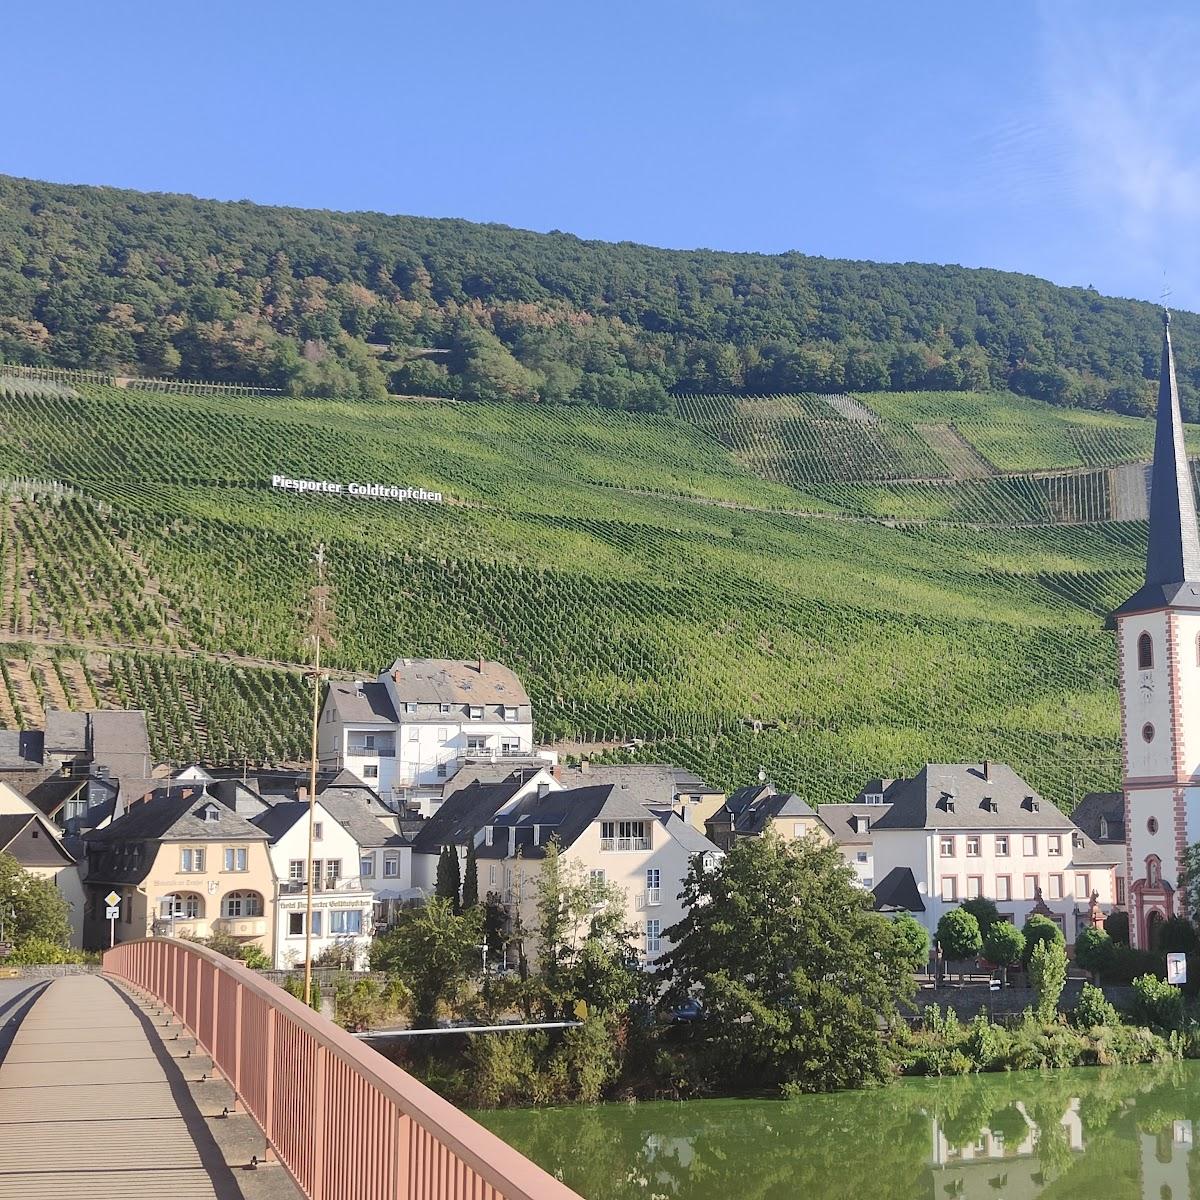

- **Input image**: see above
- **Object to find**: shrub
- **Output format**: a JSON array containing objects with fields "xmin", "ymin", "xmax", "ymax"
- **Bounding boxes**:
[
  {"xmin": 1029, "ymin": 939, "xmax": 1068, "ymax": 1020},
  {"xmin": 1104, "ymin": 945, "xmax": 1163, "ymax": 985},
  {"xmin": 1152, "ymin": 916, "xmax": 1199, "ymax": 956},
  {"xmin": 6, "ymin": 937, "xmax": 87, "ymax": 965},
  {"xmin": 1131, "ymin": 973, "xmax": 1184, "ymax": 1030},
  {"xmin": 960, "ymin": 898, "xmax": 1001, "ymax": 936},
  {"xmin": 937, "ymin": 908, "xmax": 982, "ymax": 977},
  {"xmin": 1073, "ymin": 982, "xmax": 1119, "ymax": 1029},
  {"xmin": 1020, "ymin": 914, "xmax": 1065, "ymax": 968}
]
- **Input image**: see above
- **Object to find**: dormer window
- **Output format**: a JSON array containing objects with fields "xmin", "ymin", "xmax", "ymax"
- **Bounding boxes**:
[
  {"xmin": 981, "ymin": 797, "xmax": 998, "ymax": 813},
  {"xmin": 485, "ymin": 826, "xmax": 494, "ymax": 846},
  {"xmin": 1022, "ymin": 796, "xmax": 1040, "ymax": 813},
  {"xmin": 202, "ymin": 804, "xmax": 220, "ymax": 823},
  {"xmin": 469, "ymin": 705, "xmax": 484, "ymax": 720},
  {"xmin": 1100, "ymin": 817, "xmax": 1109, "ymax": 840},
  {"xmin": 503, "ymin": 705, "xmax": 518, "ymax": 721},
  {"xmin": 864, "ymin": 793, "xmax": 884, "ymax": 805},
  {"xmin": 938, "ymin": 793, "xmax": 955, "ymax": 813},
  {"xmin": 1138, "ymin": 632, "xmax": 1154, "ymax": 670}
]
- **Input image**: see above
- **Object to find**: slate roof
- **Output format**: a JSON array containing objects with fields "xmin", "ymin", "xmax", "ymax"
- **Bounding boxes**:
[
  {"xmin": 1116, "ymin": 314, "xmax": 1200, "ymax": 616},
  {"xmin": 318, "ymin": 790, "xmax": 406, "ymax": 849},
  {"xmin": 0, "ymin": 813, "xmax": 33, "ymax": 851},
  {"xmin": 558, "ymin": 763, "xmax": 712, "ymax": 803},
  {"xmin": 656, "ymin": 811, "xmax": 722, "ymax": 856},
  {"xmin": 86, "ymin": 786, "xmax": 270, "ymax": 845},
  {"xmin": 250, "ymin": 801, "xmax": 311, "ymax": 842},
  {"xmin": 44, "ymin": 710, "xmax": 87, "ymax": 754},
  {"xmin": 734, "ymin": 791, "xmax": 822, "ymax": 836},
  {"xmin": 1071, "ymin": 792, "xmax": 1125, "ymax": 845},
  {"xmin": 724, "ymin": 783, "xmax": 774, "ymax": 815},
  {"xmin": 0, "ymin": 729, "xmax": 44, "ymax": 769},
  {"xmin": 873, "ymin": 867, "xmax": 926, "ymax": 913},
  {"xmin": 324, "ymin": 681, "xmax": 398, "ymax": 724},
  {"xmin": 819, "ymin": 803, "xmax": 893, "ymax": 846},
  {"xmin": 411, "ymin": 768, "xmax": 545, "ymax": 854},
  {"xmin": 89, "ymin": 710, "xmax": 152, "ymax": 778},
  {"xmin": 385, "ymin": 658, "xmax": 530, "ymax": 706},
  {"xmin": 24, "ymin": 776, "xmax": 88, "ymax": 818},
  {"xmin": 1070, "ymin": 833, "xmax": 1124, "ymax": 866},
  {"xmin": 868, "ymin": 764, "xmax": 1072, "ymax": 831}
]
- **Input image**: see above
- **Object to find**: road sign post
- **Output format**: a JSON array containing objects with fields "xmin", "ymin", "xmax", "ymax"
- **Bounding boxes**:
[{"xmin": 104, "ymin": 891, "xmax": 120, "ymax": 950}]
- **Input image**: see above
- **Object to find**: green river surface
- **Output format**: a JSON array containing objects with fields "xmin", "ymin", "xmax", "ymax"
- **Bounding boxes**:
[{"xmin": 476, "ymin": 1062, "xmax": 1200, "ymax": 1199}]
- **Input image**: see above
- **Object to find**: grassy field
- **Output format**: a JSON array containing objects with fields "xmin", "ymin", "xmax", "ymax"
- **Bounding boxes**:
[{"xmin": 0, "ymin": 372, "xmax": 1179, "ymax": 806}]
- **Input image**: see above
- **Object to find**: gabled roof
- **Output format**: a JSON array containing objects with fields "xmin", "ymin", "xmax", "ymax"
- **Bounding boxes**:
[
  {"xmin": 324, "ymin": 680, "xmax": 398, "ymax": 724},
  {"xmin": 1115, "ymin": 313, "xmax": 1200, "ymax": 616},
  {"xmin": 483, "ymin": 784, "xmax": 617, "ymax": 860},
  {"xmin": 0, "ymin": 810, "xmax": 76, "ymax": 867},
  {"xmin": 819, "ymin": 803, "xmax": 893, "ymax": 846},
  {"xmin": 556, "ymin": 763, "xmax": 713, "ymax": 803},
  {"xmin": 724, "ymin": 783, "xmax": 773, "ymax": 815},
  {"xmin": 656, "ymin": 810, "xmax": 722, "ymax": 856},
  {"xmin": 44, "ymin": 710, "xmax": 88, "ymax": 754},
  {"xmin": 873, "ymin": 866, "xmax": 925, "ymax": 913},
  {"xmin": 869, "ymin": 764, "xmax": 1072, "ymax": 831},
  {"xmin": 1070, "ymin": 792, "xmax": 1125, "ymax": 845},
  {"xmin": 0, "ymin": 813, "xmax": 33, "ymax": 850},
  {"xmin": 24, "ymin": 775, "xmax": 89, "ymax": 818},
  {"xmin": 89, "ymin": 710, "xmax": 151, "ymax": 778},
  {"xmin": 317, "ymin": 790, "xmax": 406, "ymax": 849},
  {"xmin": 384, "ymin": 659, "xmax": 530, "ymax": 706},
  {"xmin": 733, "ymin": 791, "xmax": 821, "ymax": 836},
  {"xmin": 411, "ymin": 768, "xmax": 546, "ymax": 854}
]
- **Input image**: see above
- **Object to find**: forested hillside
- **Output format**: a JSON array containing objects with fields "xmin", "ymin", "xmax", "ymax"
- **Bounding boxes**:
[{"xmin": 0, "ymin": 174, "xmax": 1195, "ymax": 417}]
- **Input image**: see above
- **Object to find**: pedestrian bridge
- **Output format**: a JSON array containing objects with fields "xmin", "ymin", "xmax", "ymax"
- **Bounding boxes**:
[{"xmin": 0, "ymin": 940, "xmax": 583, "ymax": 1200}]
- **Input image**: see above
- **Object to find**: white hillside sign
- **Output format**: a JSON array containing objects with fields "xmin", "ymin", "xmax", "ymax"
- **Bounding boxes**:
[{"xmin": 270, "ymin": 475, "xmax": 444, "ymax": 502}]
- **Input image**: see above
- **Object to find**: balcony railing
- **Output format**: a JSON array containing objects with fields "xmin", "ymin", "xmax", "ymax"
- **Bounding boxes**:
[
  {"xmin": 103, "ymin": 937, "xmax": 582, "ymax": 1200},
  {"xmin": 645, "ymin": 888, "xmax": 661, "ymax": 906},
  {"xmin": 347, "ymin": 743, "xmax": 395, "ymax": 757},
  {"xmin": 600, "ymin": 837, "xmax": 651, "ymax": 852}
]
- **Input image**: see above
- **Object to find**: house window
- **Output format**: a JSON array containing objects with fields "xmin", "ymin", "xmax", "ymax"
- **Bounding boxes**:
[
  {"xmin": 405, "ymin": 702, "xmax": 417, "ymax": 714},
  {"xmin": 996, "ymin": 875, "xmax": 1011, "ymax": 901},
  {"xmin": 180, "ymin": 848, "xmax": 205, "ymax": 873},
  {"xmin": 484, "ymin": 826, "xmax": 494, "ymax": 846},
  {"xmin": 995, "ymin": 835, "xmax": 1009, "ymax": 857},
  {"xmin": 222, "ymin": 891, "xmax": 262, "ymax": 918},
  {"xmin": 437, "ymin": 761, "xmax": 448, "ymax": 778},
  {"xmin": 466, "ymin": 736, "xmax": 488, "ymax": 754},
  {"xmin": 1048, "ymin": 874, "xmax": 1063, "ymax": 901},
  {"xmin": 329, "ymin": 909, "xmax": 362, "ymax": 935},
  {"xmin": 408, "ymin": 728, "xmax": 419, "ymax": 742},
  {"xmin": 501, "ymin": 738, "xmax": 521, "ymax": 757},
  {"xmin": 1047, "ymin": 835, "xmax": 1062, "ymax": 857},
  {"xmin": 589, "ymin": 869, "xmax": 606, "ymax": 887},
  {"xmin": 325, "ymin": 860, "xmax": 342, "ymax": 886},
  {"xmin": 793, "ymin": 823, "xmax": 807, "ymax": 838},
  {"xmin": 646, "ymin": 868, "xmax": 661, "ymax": 905},
  {"xmin": 201, "ymin": 804, "xmax": 221, "ymax": 823},
  {"xmin": 1138, "ymin": 632, "xmax": 1154, "ymax": 670},
  {"xmin": 645, "ymin": 920, "xmax": 661, "ymax": 955},
  {"xmin": 224, "ymin": 847, "xmax": 247, "ymax": 872},
  {"xmin": 856, "ymin": 851, "xmax": 869, "ymax": 864},
  {"xmin": 384, "ymin": 856, "xmax": 399, "ymax": 878},
  {"xmin": 313, "ymin": 823, "xmax": 323, "ymax": 841},
  {"xmin": 361, "ymin": 764, "xmax": 378, "ymax": 779},
  {"xmin": 940, "ymin": 877, "xmax": 957, "ymax": 902},
  {"xmin": 503, "ymin": 706, "xmax": 518, "ymax": 721},
  {"xmin": 489, "ymin": 864, "xmax": 497, "ymax": 885},
  {"xmin": 1075, "ymin": 872, "xmax": 1090, "ymax": 898},
  {"xmin": 1024, "ymin": 874, "xmax": 1038, "ymax": 900},
  {"xmin": 864, "ymin": 793, "xmax": 884, "ymax": 805},
  {"xmin": 1116, "ymin": 875, "xmax": 1126, "ymax": 905},
  {"xmin": 288, "ymin": 911, "xmax": 322, "ymax": 936},
  {"xmin": 1023, "ymin": 835, "xmax": 1037, "ymax": 856},
  {"xmin": 967, "ymin": 876, "xmax": 983, "ymax": 900},
  {"xmin": 469, "ymin": 705, "xmax": 484, "ymax": 720},
  {"xmin": 161, "ymin": 893, "xmax": 202, "ymax": 919},
  {"xmin": 439, "ymin": 703, "xmax": 451, "ymax": 714},
  {"xmin": 364, "ymin": 734, "xmax": 376, "ymax": 751},
  {"xmin": 288, "ymin": 860, "xmax": 304, "ymax": 881},
  {"xmin": 436, "ymin": 727, "xmax": 448, "ymax": 742},
  {"xmin": 939, "ymin": 836, "xmax": 955, "ymax": 858},
  {"xmin": 361, "ymin": 854, "xmax": 375, "ymax": 877},
  {"xmin": 600, "ymin": 820, "xmax": 648, "ymax": 850},
  {"xmin": 1099, "ymin": 817, "xmax": 1109, "ymax": 840},
  {"xmin": 1148, "ymin": 817, "xmax": 1159, "ymax": 835},
  {"xmin": 966, "ymin": 836, "xmax": 980, "ymax": 858}
]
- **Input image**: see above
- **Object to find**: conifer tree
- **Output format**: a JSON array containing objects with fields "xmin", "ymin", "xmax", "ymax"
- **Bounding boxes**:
[{"xmin": 462, "ymin": 841, "xmax": 479, "ymax": 910}]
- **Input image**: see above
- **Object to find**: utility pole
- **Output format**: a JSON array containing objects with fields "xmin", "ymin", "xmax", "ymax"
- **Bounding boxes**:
[{"xmin": 304, "ymin": 543, "xmax": 331, "ymax": 1008}]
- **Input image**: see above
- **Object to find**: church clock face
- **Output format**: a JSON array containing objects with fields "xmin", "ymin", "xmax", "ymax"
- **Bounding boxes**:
[{"xmin": 1140, "ymin": 676, "xmax": 1155, "ymax": 701}]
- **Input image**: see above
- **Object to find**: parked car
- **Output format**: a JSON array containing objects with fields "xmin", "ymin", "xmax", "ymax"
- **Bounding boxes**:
[{"xmin": 665, "ymin": 998, "xmax": 704, "ymax": 1023}]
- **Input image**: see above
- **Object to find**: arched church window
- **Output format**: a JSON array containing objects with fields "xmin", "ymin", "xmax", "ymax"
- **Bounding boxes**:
[
  {"xmin": 1148, "ymin": 818, "xmax": 1159, "ymax": 835},
  {"xmin": 1138, "ymin": 632, "xmax": 1154, "ymax": 670},
  {"xmin": 1146, "ymin": 856, "xmax": 1161, "ymax": 886},
  {"xmin": 1142, "ymin": 723, "xmax": 1155, "ymax": 743}
]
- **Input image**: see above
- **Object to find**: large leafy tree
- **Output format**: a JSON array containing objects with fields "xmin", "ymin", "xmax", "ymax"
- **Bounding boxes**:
[
  {"xmin": 0, "ymin": 852, "xmax": 70, "ymax": 947},
  {"xmin": 936, "ymin": 908, "xmax": 982, "ymax": 983},
  {"xmin": 656, "ymin": 833, "xmax": 914, "ymax": 1093},
  {"xmin": 982, "ymin": 920, "xmax": 1025, "ymax": 987}
]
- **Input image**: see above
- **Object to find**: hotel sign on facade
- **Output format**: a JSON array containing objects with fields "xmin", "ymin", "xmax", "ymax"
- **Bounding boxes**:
[{"xmin": 270, "ymin": 474, "xmax": 444, "ymax": 502}]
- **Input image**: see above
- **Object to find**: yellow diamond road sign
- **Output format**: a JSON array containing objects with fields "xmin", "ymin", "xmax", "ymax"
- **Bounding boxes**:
[{"xmin": 104, "ymin": 891, "xmax": 120, "ymax": 908}]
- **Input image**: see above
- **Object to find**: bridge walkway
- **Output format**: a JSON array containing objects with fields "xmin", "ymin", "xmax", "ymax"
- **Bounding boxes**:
[{"xmin": 0, "ymin": 974, "xmax": 246, "ymax": 1198}]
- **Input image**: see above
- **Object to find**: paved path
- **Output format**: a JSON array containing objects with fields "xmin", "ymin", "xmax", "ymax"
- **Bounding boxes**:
[{"xmin": 0, "ymin": 974, "xmax": 244, "ymax": 1198}]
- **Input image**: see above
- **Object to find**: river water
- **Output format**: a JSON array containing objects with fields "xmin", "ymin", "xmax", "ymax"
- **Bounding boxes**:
[{"xmin": 477, "ymin": 1062, "xmax": 1200, "ymax": 1199}]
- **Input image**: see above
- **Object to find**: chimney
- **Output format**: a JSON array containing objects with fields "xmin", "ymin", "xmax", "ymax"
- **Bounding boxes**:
[
  {"xmin": 477, "ymin": 657, "xmax": 484, "ymax": 674},
  {"xmin": 552, "ymin": 763, "xmax": 562, "ymax": 781},
  {"xmin": 982, "ymin": 760, "xmax": 990, "ymax": 781},
  {"xmin": 537, "ymin": 781, "xmax": 550, "ymax": 799}
]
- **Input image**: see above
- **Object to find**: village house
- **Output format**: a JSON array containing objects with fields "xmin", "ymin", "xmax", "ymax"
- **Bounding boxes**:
[
  {"xmin": 869, "ymin": 763, "xmax": 1114, "ymax": 945},
  {"xmin": 317, "ymin": 658, "xmax": 555, "ymax": 813},
  {"xmin": 704, "ymin": 781, "xmax": 831, "ymax": 852},
  {"xmin": 251, "ymin": 799, "xmax": 375, "ymax": 970},
  {"xmin": 81, "ymin": 785, "xmax": 275, "ymax": 953},
  {"xmin": 819, "ymin": 801, "xmax": 891, "ymax": 889},
  {"xmin": 0, "ymin": 781, "xmax": 86, "ymax": 945}
]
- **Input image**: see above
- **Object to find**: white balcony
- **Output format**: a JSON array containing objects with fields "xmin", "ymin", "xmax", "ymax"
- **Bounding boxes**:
[
  {"xmin": 211, "ymin": 916, "xmax": 268, "ymax": 938},
  {"xmin": 600, "ymin": 837, "xmax": 651, "ymax": 852}
]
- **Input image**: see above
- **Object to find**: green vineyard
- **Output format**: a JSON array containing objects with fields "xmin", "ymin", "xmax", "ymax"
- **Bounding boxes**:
[{"xmin": 0, "ymin": 368, "xmax": 1188, "ymax": 807}]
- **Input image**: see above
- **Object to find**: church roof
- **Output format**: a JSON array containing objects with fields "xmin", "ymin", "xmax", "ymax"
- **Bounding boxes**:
[{"xmin": 1115, "ymin": 312, "xmax": 1200, "ymax": 616}]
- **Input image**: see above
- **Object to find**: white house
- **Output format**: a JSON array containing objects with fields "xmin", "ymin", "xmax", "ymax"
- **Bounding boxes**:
[
  {"xmin": 317, "ymin": 658, "xmax": 555, "ymax": 813},
  {"xmin": 252, "ymin": 800, "xmax": 374, "ymax": 970},
  {"xmin": 869, "ymin": 763, "xmax": 1114, "ymax": 946},
  {"xmin": 819, "ymin": 801, "xmax": 891, "ymax": 889}
]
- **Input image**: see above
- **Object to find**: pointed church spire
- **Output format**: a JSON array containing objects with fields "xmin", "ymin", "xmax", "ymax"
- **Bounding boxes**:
[{"xmin": 1144, "ymin": 310, "xmax": 1200, "ymax": 586}]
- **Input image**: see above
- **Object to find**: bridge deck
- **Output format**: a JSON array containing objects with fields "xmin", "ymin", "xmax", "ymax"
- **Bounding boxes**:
[{"xmin": 0, "ymin": 974, "xmax": 242, "ymax": 1198}]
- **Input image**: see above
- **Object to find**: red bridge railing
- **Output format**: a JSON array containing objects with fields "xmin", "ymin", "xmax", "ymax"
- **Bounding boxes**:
[{"xmin": 104, "ymin": 938, "xmax": 584, "ymax": 1200}]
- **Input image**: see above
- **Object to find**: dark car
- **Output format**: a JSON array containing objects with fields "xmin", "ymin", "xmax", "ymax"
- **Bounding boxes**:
[{"xmin": 666, "ymin": 998, "xmax": 704, "ymax": 1023}]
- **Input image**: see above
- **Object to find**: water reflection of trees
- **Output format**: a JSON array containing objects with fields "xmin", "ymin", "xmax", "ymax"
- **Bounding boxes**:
[{"xmin": 478, "ymin": 1063, "xmax": 1200, "ymax": 1200}]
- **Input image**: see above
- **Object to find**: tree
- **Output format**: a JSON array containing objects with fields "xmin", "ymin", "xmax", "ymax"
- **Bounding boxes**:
[
  {"xmin": 1029, "ymin": 938, "xmax": 1068, "ymax": 1021},
  {"xmin": 1073, "ymin": 927, "xmax": 1115, "ymax": 983},
  {"xmin": 891, "ymin": 913, "xmax": 931, "ymax": 975},
  {"xmin": 371, "ymin": 898, "xmax": 481, "ymax": 1027},
  {"xmin": 435, "ymin": 847, "xmax": 462, "ymax": 914},
  {"xmin": 462, "ymin": 842, "xmax": 479, "ymax": 910},
  {"xmin": 936, "ymin": 909, "xmax": 982, "ymax": 983},
  {"xmin": 657, "ymin": 833, "xmax": 915, "ymax": 1093},
  {"xmin": 0, "ymin": 853, "xmax": 70, "ymax": 947},
  {"xmin": 960, "ymin": 897, "xmax": 1000, "ymax": 937},
  {"xmin": 982, "ymin": 920, "xmax": 1025, "ymax": 987},
  {"xmin": 1104, "ymin": 910, "xmax": 1130, "ymax": 946},
  {"xmin": 1020, "ymin": 914, "xmax": 1065, "ymax": 969}
]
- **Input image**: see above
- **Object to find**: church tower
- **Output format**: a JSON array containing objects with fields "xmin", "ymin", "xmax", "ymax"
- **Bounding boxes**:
[{"xmin": 1115, "ymin": 311, "xmax": 1200, "ymax": 948}]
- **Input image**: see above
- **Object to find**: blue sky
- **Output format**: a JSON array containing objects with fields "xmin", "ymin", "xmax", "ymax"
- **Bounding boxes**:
[{"xmin": 6, "ymin": 1, "xmax": 1200, "ymax": 307}]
